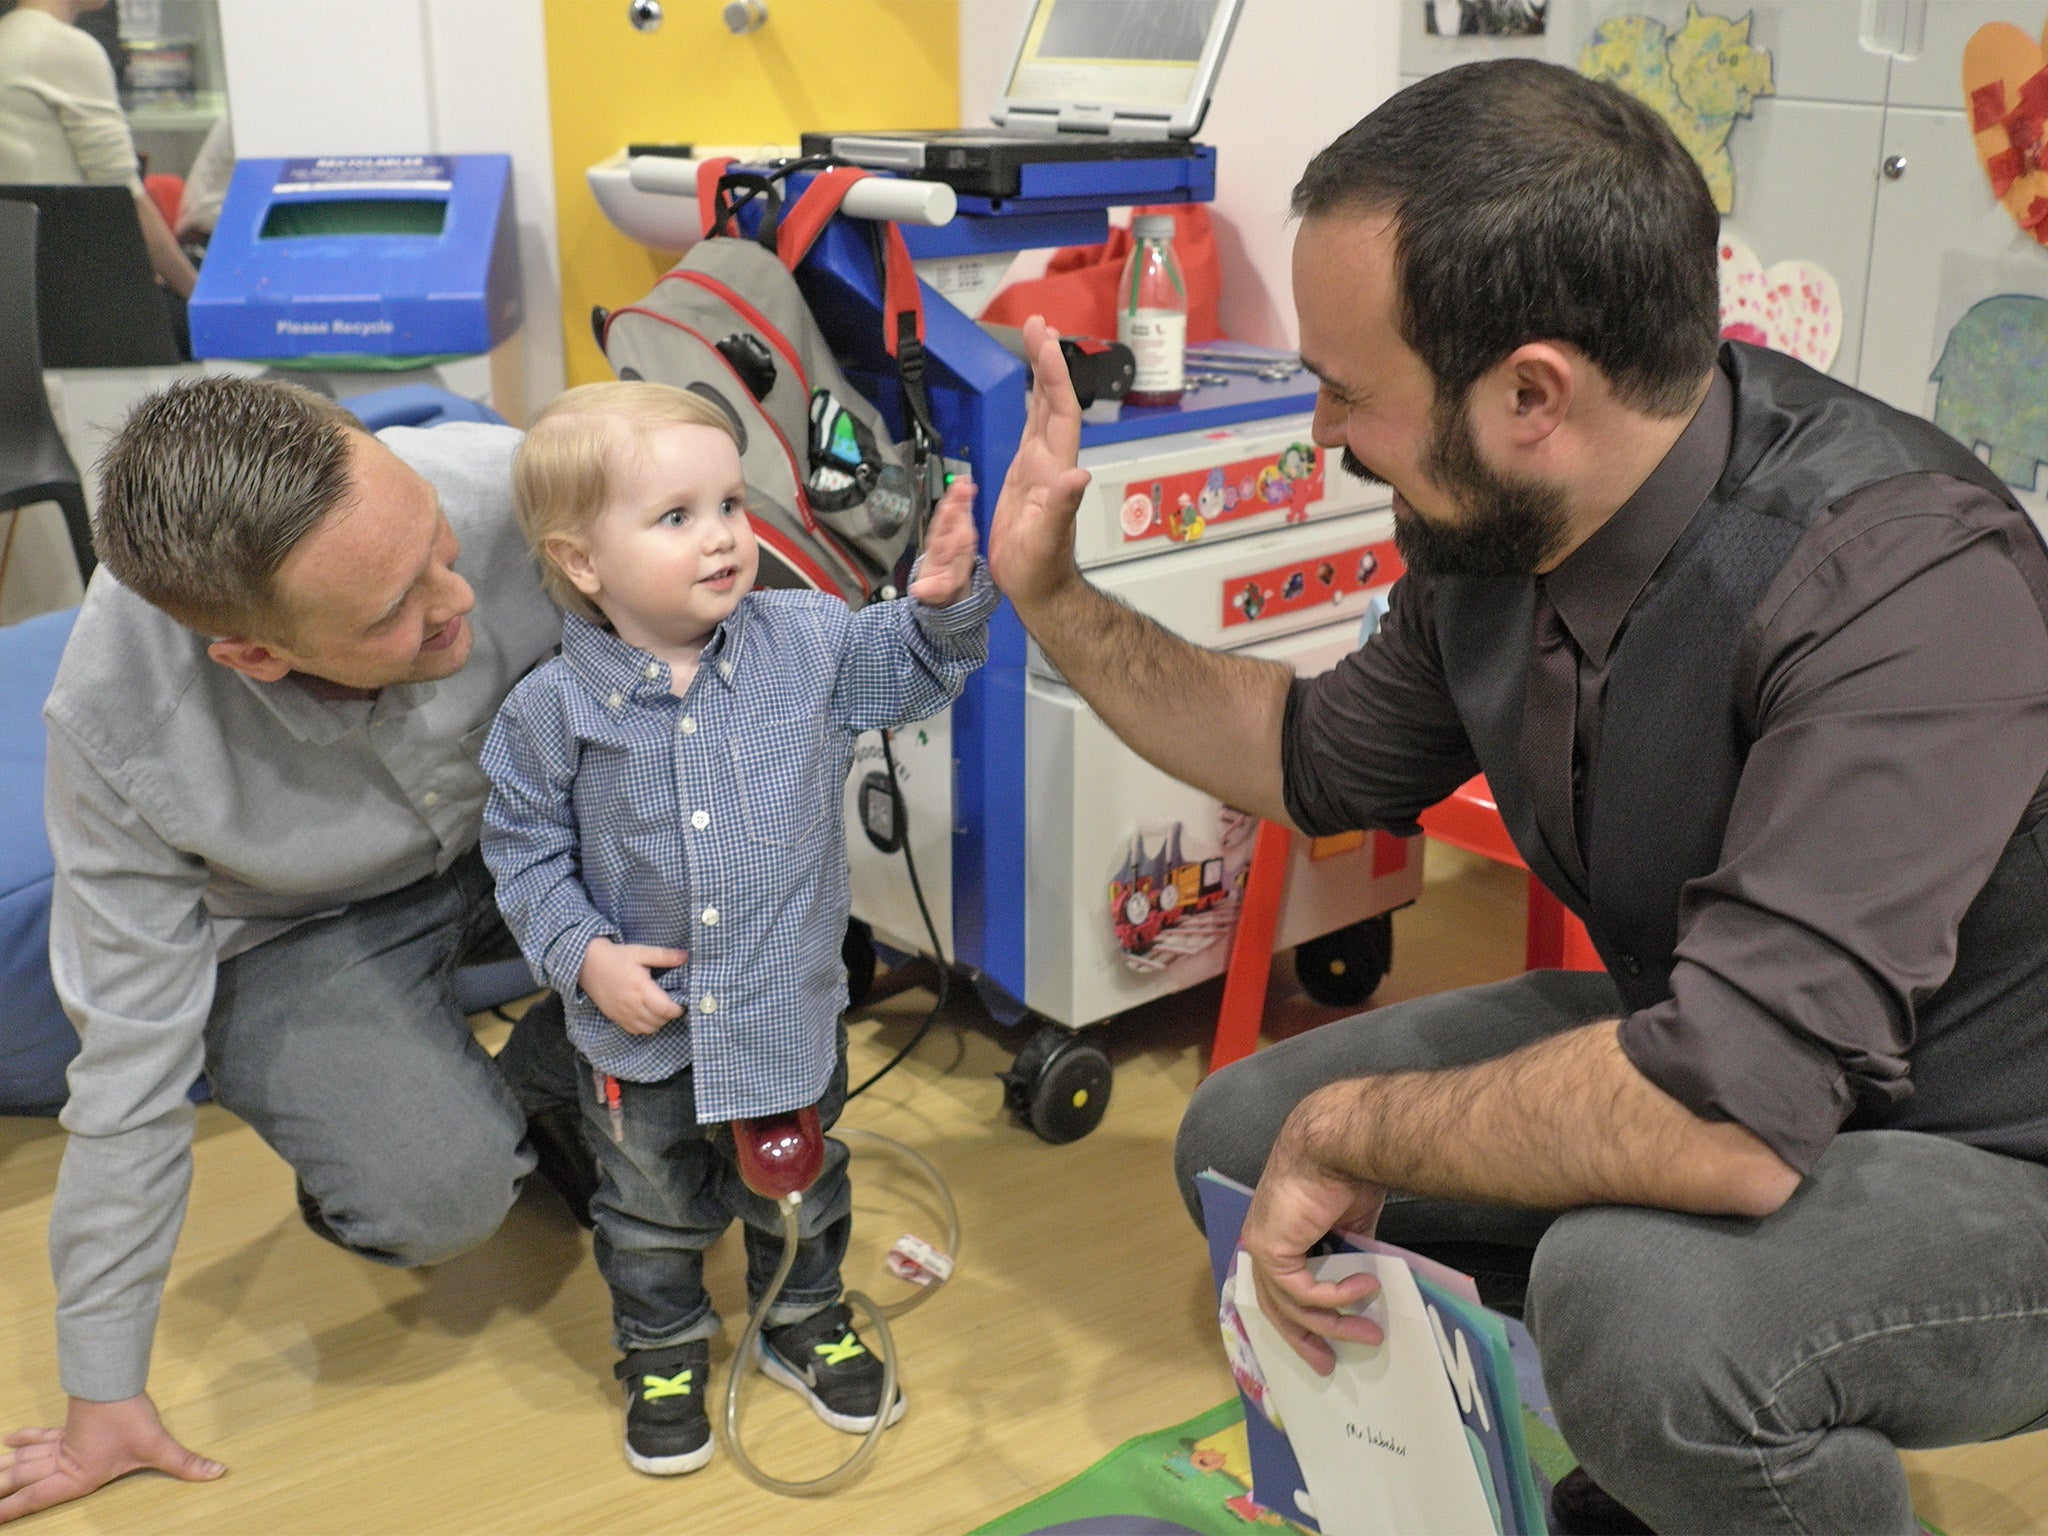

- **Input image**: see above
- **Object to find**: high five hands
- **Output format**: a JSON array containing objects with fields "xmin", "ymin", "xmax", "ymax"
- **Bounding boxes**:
[
  {"xmin": 986, "ymin": 316, "xmax": 1095, "ymax": 616},
  {"xmin": 908, "ymin": 475, "xmax": 980, "ymax": 608}
]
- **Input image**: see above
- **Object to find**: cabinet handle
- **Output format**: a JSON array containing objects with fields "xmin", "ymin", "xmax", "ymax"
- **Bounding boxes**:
[{"xmin": 1882, "ymin": 155, "xmax": 1908, "ymax": 180}]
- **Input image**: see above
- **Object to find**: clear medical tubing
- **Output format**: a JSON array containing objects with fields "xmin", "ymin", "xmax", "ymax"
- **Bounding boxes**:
[{"xmin": 721, "ymin": 1127, "xmax": 961, "ymax": 1496}]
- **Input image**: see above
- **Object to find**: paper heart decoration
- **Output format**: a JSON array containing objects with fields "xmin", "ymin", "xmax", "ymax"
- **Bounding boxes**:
[
  {"xmin": 1718, "ymin": 235, "xmax": 1842, "ymax": 373},
  {"xmin": 1964, "ymin": 18, "xmax": 2048, "ymax": 243}
]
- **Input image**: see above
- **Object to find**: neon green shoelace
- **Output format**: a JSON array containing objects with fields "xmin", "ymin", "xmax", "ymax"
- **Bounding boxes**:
[{"xmin": 815, "ymin": 1332, "xmax": 865, "ymax": 1368}]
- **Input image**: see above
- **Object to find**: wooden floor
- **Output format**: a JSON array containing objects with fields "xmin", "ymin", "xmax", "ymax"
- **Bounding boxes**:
[{"xmin": 2, "ymin": 844, "xmax": 2044, "ymax": 1534}]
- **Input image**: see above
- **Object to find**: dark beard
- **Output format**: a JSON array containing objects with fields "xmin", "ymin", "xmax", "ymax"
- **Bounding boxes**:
[
  {"xmin": 1355, "ymin": 407, "xmax": 1569, "ymax": 580},
  {"xmin": 1341, "ymin": 446, "xmax": 1386, "ymax": 488}
]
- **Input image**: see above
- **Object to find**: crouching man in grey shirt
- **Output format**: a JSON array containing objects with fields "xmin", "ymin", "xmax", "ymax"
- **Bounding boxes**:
[{"xmin": 0, "ymin": 379, "xmax": 586, "ymax": 1521}]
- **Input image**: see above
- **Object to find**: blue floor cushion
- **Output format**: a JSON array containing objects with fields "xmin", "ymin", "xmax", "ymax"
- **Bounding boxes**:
[{"xmin": 0, "ymin": 607, "xmax": 80, "ymax": 1114}]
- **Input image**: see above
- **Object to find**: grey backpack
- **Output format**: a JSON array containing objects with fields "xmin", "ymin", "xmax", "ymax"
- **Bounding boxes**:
[{"xmin": 598, "ymin": 162, "xmax": 936, "ymax": 605}]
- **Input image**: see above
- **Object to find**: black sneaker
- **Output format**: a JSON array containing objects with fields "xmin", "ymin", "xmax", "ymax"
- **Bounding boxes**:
[
  {"xmin": 757, "ymin": 1301, "xmax": 906, "ymax": 1434},
  {"xmin": 617, "ymin": 1342, "xmax": 714, "ymax": 1475}
]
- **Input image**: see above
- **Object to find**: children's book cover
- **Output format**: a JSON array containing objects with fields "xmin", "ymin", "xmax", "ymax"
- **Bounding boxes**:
[{"xmin": 1196, "ymin": 1169, "xmax": 1553, "ymax": 1536}]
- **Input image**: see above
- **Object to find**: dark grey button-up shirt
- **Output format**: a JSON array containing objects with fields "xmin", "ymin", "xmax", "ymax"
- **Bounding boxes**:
[{"xmin": 1283, "ymin": 371, "xmax": 2048, "ymax": 1170}]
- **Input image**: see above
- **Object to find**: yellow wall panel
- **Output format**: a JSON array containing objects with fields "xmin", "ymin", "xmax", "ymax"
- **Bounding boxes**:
[{"xmin": 543, "ymin": 0, "xmax": 959, "ymax": 386}]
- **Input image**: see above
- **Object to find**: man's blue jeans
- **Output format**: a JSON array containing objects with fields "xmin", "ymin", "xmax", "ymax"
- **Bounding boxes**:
[
  {"xmin": 1175, "ymin": 970, "xmax": 2048, "ymax": 1534},
  {"xmin": 576, "ymin": 1025, "xmax": 851, "ymax": 1354}
]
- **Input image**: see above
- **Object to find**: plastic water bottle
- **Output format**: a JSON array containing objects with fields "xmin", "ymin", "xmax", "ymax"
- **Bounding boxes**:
[{"xmin": 1118, "ymin": 214, "xmax": 1187, "ymax": 408}]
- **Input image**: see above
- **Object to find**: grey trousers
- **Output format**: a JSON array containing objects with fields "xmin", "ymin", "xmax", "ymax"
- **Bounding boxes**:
[
  {"xmin": 202, "ymin": 849, "xmax": 580, "ymax": 1267},
  {"xmin": 1174, "ymin": 971, "xmax": 2048, "ymax": 1534}
]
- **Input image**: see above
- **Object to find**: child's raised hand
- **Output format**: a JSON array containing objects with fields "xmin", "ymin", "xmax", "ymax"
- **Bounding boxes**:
[
  {"xmin": 909, "ymin": 477, "xmax": 979, "ymax": 609},
  {"xmin": 579, "ymin": 937, "xmax": 688, "ymax": 1034}
]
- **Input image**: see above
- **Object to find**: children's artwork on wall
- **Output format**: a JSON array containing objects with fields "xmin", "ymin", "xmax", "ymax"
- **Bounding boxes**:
[
  {"xmin": 1931, "ymin": 294, "xmax": 2048, "ymax": 491},
  {"xmin": 1579, "ymin": 5, "xmax": 1774, "ymax": 214},
  {"xmin": 1423, "ymin": 0, "xmax": 1546, "ymax": 37},
  {"xmin": 1963, "ymin": 18, "xmax": 2048, "ymax": 246},
  {"xmin": 1717, "ymin": 234, "xmax": 1842, "ymax": 373}
]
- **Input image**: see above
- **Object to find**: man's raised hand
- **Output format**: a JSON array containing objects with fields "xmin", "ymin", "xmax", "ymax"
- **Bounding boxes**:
[
  {"xmin": 987, "ymin": 316, "xmax": 1095, "ymax": 615},
  {"xmin": 0, "ymin": 1395, "xmax": 223, "ymax": 1524}
]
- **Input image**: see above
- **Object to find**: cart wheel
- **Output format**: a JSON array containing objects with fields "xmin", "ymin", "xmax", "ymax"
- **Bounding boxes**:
[
  {"xmin": 1294, "ymin": 914, "xmax": 1394, "ymax": 1008},
  {"xmin": 842, "ymin": 916, "xmax": 877, "ymax": 1008},
  {"xmin": 999, "ymin": 1023, "xmax": 1112, "ymax": 1144}
]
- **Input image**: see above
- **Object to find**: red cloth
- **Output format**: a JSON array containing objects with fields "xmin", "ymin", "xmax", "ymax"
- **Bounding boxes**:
[
  {"xmin": 981, "ymin": 202, "xmax": 1223, "ymax": 343},
  {"xmin": 143, "ymin": 173, "xmax": 182, "ymax": 229}
]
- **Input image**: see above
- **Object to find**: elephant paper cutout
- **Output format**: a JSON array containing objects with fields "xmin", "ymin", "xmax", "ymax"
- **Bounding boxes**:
[
  {"xmin": 1931, "ymin": 295, "xmax": 2048, "ymax": 491},
  {"xmin": 1580, "ymin": 5, "xmax": 1775, "ymax": 213}
]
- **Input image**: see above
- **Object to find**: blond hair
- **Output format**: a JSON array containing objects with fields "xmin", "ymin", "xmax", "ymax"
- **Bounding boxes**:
[{"xmin": 513, "ymin": 381, "xmax": 743, "ymax": 623}]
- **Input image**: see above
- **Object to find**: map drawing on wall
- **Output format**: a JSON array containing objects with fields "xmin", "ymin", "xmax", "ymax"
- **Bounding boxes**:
[
  {"xmin": 1579, "ymin": 5, "xmax": 1774, "ymax": 214},
  {"xmin": 1718, "ymin": 234, "xmax": 1841, "ymax": 373},
  {"xmin": 1109, "ymin": 810, "xmax": 1254, "ymax": 975},
  {"xmin": 1931, "ymin": 295, "xmax": 2048, "ymax": 491},
  {"xmin": 1964, "ymin": 17, "xmax": 2048, "ymax": 246}
]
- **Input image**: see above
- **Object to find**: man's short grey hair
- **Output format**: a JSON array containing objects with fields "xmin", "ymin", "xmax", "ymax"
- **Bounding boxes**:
[{"xmin": 94, "ymin": 377, "xmax": 366, "ymax": 637}]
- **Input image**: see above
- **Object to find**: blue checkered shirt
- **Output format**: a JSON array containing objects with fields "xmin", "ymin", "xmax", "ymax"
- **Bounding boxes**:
[{"xmin": 481, "ymin": 564, "xmax": 996, "ymax": 1120}]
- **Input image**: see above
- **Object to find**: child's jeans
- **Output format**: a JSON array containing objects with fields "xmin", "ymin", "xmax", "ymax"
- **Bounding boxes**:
[{"xmin": 576, "ymin": 1024, "xmax": 851, "ymax": 1354}]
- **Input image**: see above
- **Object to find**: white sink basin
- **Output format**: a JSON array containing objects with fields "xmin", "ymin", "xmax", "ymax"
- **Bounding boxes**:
[{"xmin": 584, "ymin": 145, "xmax": 798, "ymax": 251}]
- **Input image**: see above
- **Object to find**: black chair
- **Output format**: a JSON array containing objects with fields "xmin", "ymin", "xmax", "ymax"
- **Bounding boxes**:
[
  {"xmin": 0, "ymin": 200, "xmax": 94, "ymax": 583},
  {"xmin": 0, "ymin": 184, "xmax": 181, "ymax": 369}
]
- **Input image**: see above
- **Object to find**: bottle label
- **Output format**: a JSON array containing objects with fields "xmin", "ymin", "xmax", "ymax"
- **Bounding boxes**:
[{"xmin": 1120, "ymin": 311, "xmax": 1186, "ymax": 394}]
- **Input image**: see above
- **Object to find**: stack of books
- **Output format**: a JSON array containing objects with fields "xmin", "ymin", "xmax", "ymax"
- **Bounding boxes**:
[{"xmin": 1197, "ymin": 1170, "xmax": 1561, "ymax": 1536}]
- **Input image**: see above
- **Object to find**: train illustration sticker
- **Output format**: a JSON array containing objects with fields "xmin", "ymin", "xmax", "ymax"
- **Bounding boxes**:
[
  {"xmin": 1109, "ymin": 811, "xmax": 1256, "ymax": 973},
  {"xmin": 1120, "ymin": 444, "xmax": 1325, "ymax": 545}
]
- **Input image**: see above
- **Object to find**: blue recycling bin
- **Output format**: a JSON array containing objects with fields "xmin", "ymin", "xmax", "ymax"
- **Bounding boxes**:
[{"xmin": 189, "ymin": 153, "xmax": 521, "ymax": 363}]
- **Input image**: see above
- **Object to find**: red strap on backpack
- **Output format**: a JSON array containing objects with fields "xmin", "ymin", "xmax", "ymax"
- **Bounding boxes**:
[
  {"xmin": 776, "ymin": 169, "xmax": 925, "ymax": 356},
  {"xmin": 877, "ymin": 214, "xmax": 923, "ymax": 358},
  {"xmin": 775, "ymin": 166, "xmax": 868, "ymax": 267},
  {"xmin": 696, "ymin": 156, "xmax": 737, "ymax": 240}
]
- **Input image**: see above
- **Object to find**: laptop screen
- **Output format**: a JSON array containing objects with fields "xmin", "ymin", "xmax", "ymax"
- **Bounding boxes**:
[{"xmin": 1005, "ymin": 0, "xmax": 1224, "ymax": 114}]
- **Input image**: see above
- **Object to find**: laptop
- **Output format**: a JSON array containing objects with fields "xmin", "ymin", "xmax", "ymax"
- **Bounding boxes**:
[{"xmin": 801, "ymin": 0, "xmax": 1243, "ymax": 198}]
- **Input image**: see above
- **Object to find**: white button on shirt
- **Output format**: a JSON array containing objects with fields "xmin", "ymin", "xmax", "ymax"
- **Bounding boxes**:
[
  {"xmin": 702, "ymin": 907, "xmax": 719, "ymax": 926},
  {"xmin": 423, "ymin": 791, "xmax": 439, "ymax": 808},
  {"xmin": 690, "ymin": 809, "xmax": 710, "ymax": 830},
  {"xmin": 646, "ymin": 663, "xmax": 660, "ymax": 680},
  {"xmin": 679, "ymin": 716, "xmax": 696, "ymax": 735},
  {"xmin": 699, "ymin": 995, "xmax": 717, "ymax": 1013}
]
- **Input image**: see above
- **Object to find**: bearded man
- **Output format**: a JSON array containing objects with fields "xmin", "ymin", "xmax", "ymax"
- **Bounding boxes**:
[{"xmin": 986, "ymin": 60, "xmax": 2048, "ymax": 1535}]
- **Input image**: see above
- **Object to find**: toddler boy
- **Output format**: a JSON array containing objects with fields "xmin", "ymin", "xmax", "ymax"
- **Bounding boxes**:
[{"xmin": 481, "ymin": 381, "xmax": 992, "ymax": 1474}]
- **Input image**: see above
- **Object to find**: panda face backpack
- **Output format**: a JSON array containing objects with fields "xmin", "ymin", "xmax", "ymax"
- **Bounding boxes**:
[{"xmin": 597, "ymin": 161, "xmax": 937, "ymax": 605}]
